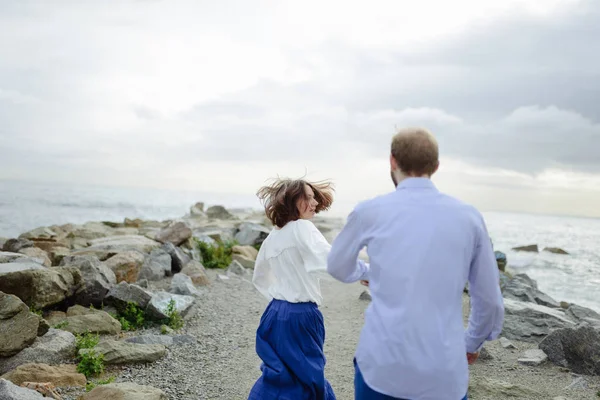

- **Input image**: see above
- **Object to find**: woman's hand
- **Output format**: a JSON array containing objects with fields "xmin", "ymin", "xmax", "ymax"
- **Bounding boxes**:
[{"xmin": 360, "ymin": 280, "xmax": 369, "ymax": 287}]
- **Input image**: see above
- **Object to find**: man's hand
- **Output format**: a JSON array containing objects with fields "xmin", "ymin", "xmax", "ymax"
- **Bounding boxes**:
[
  {"xmin": 360, "ymin": 280, "xmax": 369, "ymax": 287},
  {"xmin": 467, "ymin": 352, "xmax": 479, "ymax": 365}
]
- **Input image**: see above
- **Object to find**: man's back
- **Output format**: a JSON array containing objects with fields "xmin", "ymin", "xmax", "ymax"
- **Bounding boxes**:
[{"xmin": 328, "ymin": 178, "xmax": 504, "ymax": 400}]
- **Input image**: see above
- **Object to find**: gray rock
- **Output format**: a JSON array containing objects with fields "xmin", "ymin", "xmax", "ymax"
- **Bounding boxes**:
[
  {"xmin": 0, "ymin": 261, "xmax": 46, "ymax": 274},
  {"xmin": 501, "ymin": 298, "xmax": 576, "ymax": 343},
  {"xmin": 478, "ymin": 347, "xmax": 493, "ymax": 361},
  {"xmin": 234, "ymin": 222, "xmax": 270, "ymax": 246},
  {"xmin": 138, "ymin": 248, "xmax": 172, "ymax": 281},
  {"xmin": 103, "ymin": 250, "xmax": 145, "ymax": 283},
  {"xmin": 565, "ymin": 376, "xmax": 588, "ymax": 390},
  {"xmin": 82, "ymin": 382, "xmax": 167, "ymax": 399},
  {"xmin": 172, "ymin": 334, "xmax": 196, "ymax": 345},
  {"xmin": 468, "ymin": 377, "xmax": 541, "ymax": 398},
  {"xmin": 2, "ymin": 238, "xmax": 34, "ymax": 253},
  {"xmin": 517, "ymin": 349, "xmax": 548, "ymax": 366},
  {"xmin": 81, "ymin": 235, "xmax": 162, "ymax": 254},
  {"xmin": 18, "ymin": 227, "xmax": 57, "ymax": 240},
  {"xmin": 0, "ymin": 292, "xmax": 40, "ymax": 357},
  {"xmin": 539, "ymin": 325, "xmax": 600, "ymax": 375},
  {"xmin": 0, "ymin": 378, "xmax": 44, "ymax": 399},
  {"xmin": 206, "ymin": 205, "xmax": 235, "ymax": 220},
  {"xmin": 17, "ymin": 248, "xmax": 51, "ymax": 267},
  {"xmin": 60, "ymin": 309, "xmax": 122, "ymax": 335},
  {"xmin": 226, "ymin": 260, "xmax": 249, "ymax": 277},
  {"xmin": 190, "ymin": 202, "xmax": 206, "ymax": 217},
  {"xmin": 503, "ymin": 274, "xmax": 560, "ymax": 308},
  {"xmin": 566, "ymin": 303, "xmax": 600, "ymax": 322},
  {"xmin": 124, "ymin": 334, "xmax": 195, "ymax": 347},
  {"xmin": 0, "ymin": 251, "xmax": 28, "ymax": 264},
  {"xmin": 161, "ymin": 242, "xmax": 190, "ymax": 274},
  {"xmin": 146, "ymin": 291, "xmax": 195, "ymax": 320},
  {"xmin": 170, "ymin": 273, "xmax": 201, "ymax": 297},
  {"xmin": 61, "ymin": 255, "xmax": 116, "ymax": 307},
  {"xmin": 232, "ymin": 254, "xmax": 256, "ymax": 269},
  {"xmin": 499, "ymin": 337, "xmax": 517, "ymax": 350},
  {"xmin": 105, "ymin": 281, "xmax": 153, "ymax": 310},
  {"xmin": 359, "ymin": 290, "xmax": 372, "ymax": 301},
  {"xmin": 79, "ymin": 340, "xmax": 166, "ymax": 365},
  {"xmin": 155, "ymin": 221, "xmax": 192, "ymax": 247},
  {"xmin": 0, "ymin": 329, "xmax": 76, "ymax": 375}
]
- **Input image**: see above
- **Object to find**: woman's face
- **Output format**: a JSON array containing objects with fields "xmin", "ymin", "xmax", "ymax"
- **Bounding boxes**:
[{"xmin": 297, "ymin": 184, "xmax": 319, "ymax": 220}]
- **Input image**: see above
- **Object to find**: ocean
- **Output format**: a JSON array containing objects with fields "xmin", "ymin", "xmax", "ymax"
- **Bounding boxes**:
[{"xmin": 1, "ymin": 179, "xmax": 599, "ymax": 313}]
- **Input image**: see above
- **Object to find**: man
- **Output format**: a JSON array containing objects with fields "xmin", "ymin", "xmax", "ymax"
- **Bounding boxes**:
[{"xmin": 327, "ymin": 128, "xmax": 504, "ymax": 400}]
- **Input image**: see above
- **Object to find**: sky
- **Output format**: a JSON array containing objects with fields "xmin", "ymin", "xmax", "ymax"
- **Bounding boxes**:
[{"xmin": 1, "ymin": 0, "xmax": 599, "ymax": 218}]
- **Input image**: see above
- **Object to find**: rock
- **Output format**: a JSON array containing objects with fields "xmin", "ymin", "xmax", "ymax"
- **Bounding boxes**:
[
  {"xmin": 0, "ymin": 260, "xmax": 46, "ymax": 274},
  {"xmin": 0, "ymin": 267, "xmax": 83, "ymax": 309},
  {"xmin": 138, "ymin": 248, "xmax": 172, "ymax": 281},
  {"xmin": 189, "ymin": 202, "xmax": 207, "ymax": 218},
  {"xmin": 60, "ymin": 255, "xmax": 116, "ymax": 307},
  {"xmin": 49, "ymin": 247, "xmax": 70, "ymax": 266},
  {"xmin": 146, "ymin": 292, "xmax": 195, "ymax": 320},
  {"xmin": 232, "ymin": 254, "xmax": 256, "ymax": 269},
  {"xmin": 170, "ymin": 273, "xmax": 201, "ymax": 297},
  {"xmin": 154, "ymin": 221, "xmax": 192, "ymax": 246},
  {"xmin": 79, "ymin": 340, "xmax": 166, "ymax": 365},
  {"xmin": 2, "ymin": 238, "xmax": 34, "ymax": 253},
  {"xmin": 206, "ymin": 205, "xmax": 235, "ymax": 220},
  {"xmin": 105, "ymin": 282, "xmax": 153, "ymax": 310},
  {"xmin": 565, "ymin": 303, "xmax": 600, "ymax": 322},
  {"xmin": 17, "ymin": 248, "xmax": 51, "ymax": 268},
  {"xmin": 36, "ymin": 317, "xmax": 50, "ymax": 337},
  {"xmin": 512, "ymin": 244, "xmax": 539, "ymax": 252},
  {"xmin": 18, "ymin": 227, "xmax": 57, "ymax": 240},
  {"xmin": 494, "ymin": 250, "xmax": 507, "ymax": 272},
  {"xmin": 103, "ymin": 251, "xmax": 145, "ymax": 283},
  {"xmin": 468, "ymin": 377, "xmax": 541, "ymax": 398},
  {"xmin": 0, "ymin": 329, "xmax": 77, "ymax": 375},
  {"xmin": 359, "ymin": 290, "xmax": 372, "ymax": 301},
  {"xmin": 1, "ymin": 363, "xmax": 86, "ymax": 388},
  {"xmin": 60, "ymin": 310, "xmax": 121, "ymax": 335},
  {"xmin": 560, "ymin": 301, "xmax": 570, "ymax": 309},
  {"xmin": 565, "ymin": 376, "xmax": 588, "ymax": 390},
  {"xmin": 0, "ymin": 378, "xmax": 45, "ymax": 399},
  {"xmin": 501, "ymin": 298, "xmax": 576, "ymax": 342},
  {"xmin": 543, "ymin": 247, "xmax": 569, "ymax": 255},
  {"xmin": 0, "ymin": 251, "xmax": 28, "ymax": 264},
  {"xmin": 478, "ymin": 347, "xmax": 493, "ymax": 361},
  {"xmin": 539, "ymin": 325, "xmax": 600, "ymax": 375},
  {"xmin": 124, "ymin": 218, "xmax": 144, "ymax": 228},
  {"xmin": 503, "ymin": 274, "xmax": 560, "ymax": 308},
  {"xmin": 517, "ymin": 349, "xmax": 548, "ymax": 366},
  {"xmin": 80, "ymin": 235, "xmax": 161, "ymax": 255},
  {"xmin": 0, "ymin": 292, "xmax": 40, "ymax": 357},
  {"xmin": 499, "ymin": 337, "xmax": 517, "ymax": 350},
  {"xmin": 181, "ymin": 260, "xmax": 210, "ymax": 286},
  {"xmin": 216, "ymin": 274, "xmax": 229, "ymax": 281},
  {"xmin": 232, "ymin": 245, "xmax": 258, "ymax": 260},
  {"xmin": 234, "ymin": 222, "xmax": 270, "ymax": 246},
  {"xmin": 226, "ymin": 260, "xmax": 249, "ymax": 277},
  {"xmin": 124, "ymin": 334, "xmax": 174, "ymax": 347},
  {"xmin": 83, "ymin": 382, "xmax": 168, "ymax": 399},
  {"xmin": 161, "ymin": 243, "xmax": 189, "ymax": 274}
]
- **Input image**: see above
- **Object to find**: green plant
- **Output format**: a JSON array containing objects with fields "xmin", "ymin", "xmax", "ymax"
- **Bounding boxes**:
[
  {"xmin": 76, "ymin": 332, "xmax": 100, "ymax": 352},
  {"xmin": 85, "ymin": 376, "xmax": 115, "ymax": 392},
  {"xmin": 77, "ymin": 350, "xmax": 104, "ymax": 378},
  {"xmin": 160, "ymin": 324, "xmax": 171, "ymax": 335},
  {"xmin": 116, "ymin": 301, "xmax": 146, "ymax": 330},
  {"xmin": 30, "ymin": 307, "xmax": 43, "ymax": 318},
  {"xmin": 196, "ymin": 239, "xmax": 237, "ymax": 269},
  {"xmin": 53, "ymin": 321, "xmax": 69, "ymax": 330},
  {"xmin": 165, "ymin": 299, "xmax": 184, "ymax": 330}
]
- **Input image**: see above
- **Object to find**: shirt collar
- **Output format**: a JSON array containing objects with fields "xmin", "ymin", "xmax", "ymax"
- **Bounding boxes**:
[{"xmin": 396, "ymin": 177, "xmax": 437, "ymax": 191}]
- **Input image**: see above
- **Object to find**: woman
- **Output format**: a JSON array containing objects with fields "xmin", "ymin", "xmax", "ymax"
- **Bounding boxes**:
[{"xmin": 248, "ymin": 177, "xmax": 336, "ymax": 400}]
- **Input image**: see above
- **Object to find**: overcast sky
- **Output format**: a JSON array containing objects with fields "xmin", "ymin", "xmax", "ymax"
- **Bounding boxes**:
[{"xmin": 1, "ymin": 0, "xmax": 599, "ymax": 217}]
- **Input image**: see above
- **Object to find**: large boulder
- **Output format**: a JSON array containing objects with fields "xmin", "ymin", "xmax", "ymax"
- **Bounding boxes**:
[
  {"xmin": 0, "ymin": 267, "xmax": 83, "ymax": 309},
  {"xmin": 501, "ymin": 298, "xmax": 576, "ymax": 343},
  {"xmin": 77, "ymin": 235, "xmax": 161, "ymax": 256},
  {"xmin": 17, "ymin": 248, "xmax": 51, "ymax": 268},
  {"xmin": 565, "ymin": 303, "xmax": 600, "ymax": 323},
  {"xmin": 2, "ymin": 238, "xmax": 34, "ymax": 253},
  {"xmin": 206, "ymin": 205, "xmax": 235, "ymax": 220},
  {"xmin": 0, "ymin": 329, "xmax": 77, "ymax": 375},
  {"xmin": 55, "ymin": 307, "xmax": 121, "ymax": 335},
  {"xmin": 0, "ymin": 292, "xmax": 40, "ymax": 357},
  {"xmin": 83, "ymin": 382, "xmax": 167, "ymax": 400},
  {"xmin": 161, "ymin": 243, "xmax": 189, "ymax": 274},
  {"xmin": 154, "ymin": 221, "xmax": 192, "ymax": 246},
  {"xmin": 170, "ymin": 273, "xmax": 201, "ymax": 297},
  {"xmin": 146, "ymin": 292, "xmax": 195, "ymax": 320},
  {"xmin": 60, "ymin": 255, "xmax": 116, "ymax": 307},
  {"xmin": 103, "ymin": 251, "xmax": 145, "ymax": 283},
  {"xmin": 234, "ymin": 222, "xmax": 270, "ymax": 247},
  {"xmin": 539, "ymin": 325, "xmax": 600, "ymax": 375},
  {"xmin": 138, "ymin": 248, "xmax": 172, "ymax": 281},
  {"xmin": 0, "ymin": 259, "xmax": 46, "ymax": 273},
  {"xmin": 181, "ymin": 260, "xmax": 210, "ymax": 286},
  {"xmin": 105, "ymin": 282, "xmax": 153, "ymax": 310},
  {"xmin": 1, "ymin": 363, "xmax": 86, "ymax": 388},
  {"xmin": 78, "ymin": 340, "xmax": 166, "ymax": 365},
  {"xmin": 502, "ymin": 274, "xmax": 560, "ymax": 308},
  {"xmin": 0, "ymin": 378, "xmax": 45, "ymax": 399}
]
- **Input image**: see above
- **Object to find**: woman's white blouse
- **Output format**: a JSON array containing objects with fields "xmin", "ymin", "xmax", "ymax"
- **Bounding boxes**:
[{"xmin": 252, "ymin": 219, "xmax": 331, "ymax": 306}]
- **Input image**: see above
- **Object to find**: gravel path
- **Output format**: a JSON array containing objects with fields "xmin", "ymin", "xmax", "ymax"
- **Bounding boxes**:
[{"xmin": 114, "ymin": 270, "xmax": 600, "ymax": 400}]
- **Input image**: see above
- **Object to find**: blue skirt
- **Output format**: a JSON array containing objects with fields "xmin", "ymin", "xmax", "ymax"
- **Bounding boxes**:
[{"xmin": 248, "ymin": 299, "xmax": 336, "ymax": 400}]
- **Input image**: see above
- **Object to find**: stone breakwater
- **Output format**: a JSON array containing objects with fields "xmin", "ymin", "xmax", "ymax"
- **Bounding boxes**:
[{"xmin": 0, "ymin": 202, "xmax": 599, "ymax": 399}]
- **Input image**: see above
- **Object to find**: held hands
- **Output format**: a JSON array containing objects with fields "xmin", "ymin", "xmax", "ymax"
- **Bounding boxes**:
[{"xmin": 467, "ymin": 352, "xmax": 479, "ymax": 365}]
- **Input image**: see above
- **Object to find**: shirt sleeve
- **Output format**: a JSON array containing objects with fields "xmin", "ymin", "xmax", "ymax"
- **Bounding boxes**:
[
  {"xmin": 293, "ymin": 220, "xmax": 332, "ymax": 273},
  {"xmin": 464, "ymin": 215, "xmax": 505, "ymax": 353},
  {"xmin": 326, "ymin": 208, "xmax": 370, "ymax": 283},
  {"xmin": 251, "ymin": 246, "xmax": 274, "ymax": 301}
]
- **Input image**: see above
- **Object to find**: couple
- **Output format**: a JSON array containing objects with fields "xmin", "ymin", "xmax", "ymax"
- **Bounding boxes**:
[{"xmin": 248, "ymin": 128, "xmax": 505, "ymax": 400}]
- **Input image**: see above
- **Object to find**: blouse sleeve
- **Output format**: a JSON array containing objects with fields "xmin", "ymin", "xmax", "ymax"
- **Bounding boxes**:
[
  {"xmin": 293, "ymin": 220, "xmax": 332, "ymax": 273},
  {"xmin": 251, "ymin": 246, "xmax": 274, "ymax": 301}
]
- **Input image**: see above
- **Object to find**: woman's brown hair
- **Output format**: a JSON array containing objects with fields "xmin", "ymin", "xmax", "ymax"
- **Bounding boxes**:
[{"xmin": 256, "ymin": 178, "xmax": 334, "ymax": 228}]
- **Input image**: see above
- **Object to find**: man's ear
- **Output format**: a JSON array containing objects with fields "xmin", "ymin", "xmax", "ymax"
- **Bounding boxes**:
[{"xmin": 390, "ymin": 154, "xmax": 398, "ymax": 170}]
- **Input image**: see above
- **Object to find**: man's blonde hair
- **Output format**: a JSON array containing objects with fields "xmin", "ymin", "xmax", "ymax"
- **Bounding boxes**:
[{"xmin": 391, "ymin": 127, "xmax": 439, "ymax": 176}]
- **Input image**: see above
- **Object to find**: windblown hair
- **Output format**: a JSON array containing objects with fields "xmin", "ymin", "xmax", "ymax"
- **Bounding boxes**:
[
  {"xmin": 256, "ymin": 178, "xmax": 334, "ymax": 228},
  {"xmin": 391, "ymin": 127, "xmax": 439, "ymax": 176}
]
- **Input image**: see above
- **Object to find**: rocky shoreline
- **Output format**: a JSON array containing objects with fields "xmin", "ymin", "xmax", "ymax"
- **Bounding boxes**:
[{"xmin": 1, "ymin": 202, "xmax": 599, "ymax": 399}]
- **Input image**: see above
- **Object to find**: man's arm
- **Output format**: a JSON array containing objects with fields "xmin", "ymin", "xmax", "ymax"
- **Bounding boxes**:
[
  {"xmin": 327, "ymin": 208, "xmax": 370, "ymax": 283},
  {"xmin": 465, "ymin": 218, "xmax": 505, "ymax": 355}
]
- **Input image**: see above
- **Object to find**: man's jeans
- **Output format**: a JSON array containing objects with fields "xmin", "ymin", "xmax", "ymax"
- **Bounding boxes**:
[{"xmin": 354, "ymin": 359, "xmax": 468, "ymax": 400}]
